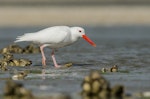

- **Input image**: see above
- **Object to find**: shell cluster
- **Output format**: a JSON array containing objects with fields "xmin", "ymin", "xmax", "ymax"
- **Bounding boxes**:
[
  {"xmin": 81, "ymin": 71, "xmax": 124, "ymax": 99},
  {"xmin": 101, "ymin": 65, "xmax": 118, "ymax": 73},
  {"xmin": 64, "ymin": 62, "xmax": 73, "ymax": 67},
  {"xmin": 3, "ymin": 80, "xmax": 33, "ymax": 99},
  {"xmin": 12, "ymin": 71, "xmax": 29, "ymax": 80},
  {"xmin": 0, "ymin": 52, "xmax": 32, "ymax": 70},
  {"xmin": 0, "ymin": 44, "xmax": 40, "ymax": 54}
]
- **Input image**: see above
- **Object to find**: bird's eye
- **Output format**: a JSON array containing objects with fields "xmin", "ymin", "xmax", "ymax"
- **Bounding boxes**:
[{"xmin": 79, "ymin": 30, "xmax": 82, "ymax": 32}]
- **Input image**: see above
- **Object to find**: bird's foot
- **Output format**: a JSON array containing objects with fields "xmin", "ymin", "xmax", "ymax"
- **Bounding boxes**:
[
  {"xmin": 42, "ymin": 65, "xmax": 47, "ymax": 69},
  {"xmin": 54, "ymin": 65, "xmax": 62, "ymax": 68},
  {"xmin": 42, "ymin": 59, "xmax": 46, "ymax": 66}
]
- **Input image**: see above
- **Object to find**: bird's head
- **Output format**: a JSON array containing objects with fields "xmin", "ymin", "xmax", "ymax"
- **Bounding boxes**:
[{"xmin": 71, "ymin": 27, "xmax": 96, "ymax": 47}]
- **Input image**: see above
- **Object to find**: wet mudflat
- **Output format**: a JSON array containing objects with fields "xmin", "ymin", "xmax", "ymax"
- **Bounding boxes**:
[{"xmin": 0, "ymin": 26, "xmax": 150, "ymax": 98}]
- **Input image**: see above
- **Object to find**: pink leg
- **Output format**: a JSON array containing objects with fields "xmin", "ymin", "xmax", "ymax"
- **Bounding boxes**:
[
  {"xmin": 40, "ymin": 45, "xmax": 46, "ymax": 67},
  {"xmin": 42, "ymin": 69, "xmax": 46, "ymax": 80},
  {"xmin": 51, "ymin": 49, "xmax": 61, "ymax": 68}
]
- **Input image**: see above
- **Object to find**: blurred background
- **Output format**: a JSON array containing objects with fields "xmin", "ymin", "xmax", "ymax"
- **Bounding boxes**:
[
  {"xmin": 0, "ymin": 0, "xmax": 150, "ymax": 27},
  {"xmin": 0, "ymin": 0, "xmax": 150, "ymax": 97}
]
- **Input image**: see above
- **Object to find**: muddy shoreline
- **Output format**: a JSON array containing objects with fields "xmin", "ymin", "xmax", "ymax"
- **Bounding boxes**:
[
  {"xmin": 0, "ymin": 26, "xmax": 150, "ymax": 99},
  {"xmin": 0, "ymin": 6, "xmax": 150, "ymax": 27}
]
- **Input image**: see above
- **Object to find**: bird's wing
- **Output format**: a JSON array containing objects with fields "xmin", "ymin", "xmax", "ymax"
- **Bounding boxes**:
[
  {"xmin": 31, "ymin": 26, "xmax": 71, "ymax": 44},
  {"xmin": 15, "ymin": 26, "xmax": 71, "ymax": 44}
]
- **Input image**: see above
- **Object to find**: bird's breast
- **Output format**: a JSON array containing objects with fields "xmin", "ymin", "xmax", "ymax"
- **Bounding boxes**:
[{"xmin": 47, "ymin": 41, "xmax": 73, "ymax": 49}]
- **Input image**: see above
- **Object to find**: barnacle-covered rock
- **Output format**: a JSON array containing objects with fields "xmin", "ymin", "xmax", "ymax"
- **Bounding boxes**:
[
  {"xmin": 0, "ymin": 44, "xmax": 40, "ymax": 54},
  {"xmin": 0, "ymin": 64, "xmax": 8, "ymax": 71},
  {"xmin": 111, "ymin": 85, "xmax": 124, "ymax": 98},
  {"xmin": 101, "ymin": 65, "xmax": 119, "ymax": 73},
  {"xmin": 23, "ymin": 44, "xmax": 40, "ymax": 54},
  {"xmin": 18, "ymin": 59, "xmax": 32, "ymax": 66},
  {"xmin": 81, "ymin": 71, "xmax": 124, "ymax": 99},
  {"xmin": 64, "ymin": 62, "xmax": 73, "ymax": 68},
  {"xmin": 0, "ymin": 53, "xmax": 32, "ymax": 67},
  {"xmin": 3, "ymin": 80, "xmax": 34, "ymax": 99},
  {"xmin": 12, "ymin": 71, "xmax": 28, "ymax": 80},
  {"xmin": 0, "ymin": 47, "xmax": 9, "ymax": 54},
  {"xmin": 7, "ymin": 44, "xmax": 23, "ymax": 53},
  {"xmin": 110, "ymin": 65, "xmax": 118, "ymax": 72},
  {"xmin": 3, "ymin": 52, "xmax": 14, "ymax": 60}
]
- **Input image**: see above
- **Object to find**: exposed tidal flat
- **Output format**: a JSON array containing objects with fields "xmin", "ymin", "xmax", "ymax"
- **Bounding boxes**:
[{"xmin": 0, "ymin": 26, "xmax": 150, "ymax": 99}]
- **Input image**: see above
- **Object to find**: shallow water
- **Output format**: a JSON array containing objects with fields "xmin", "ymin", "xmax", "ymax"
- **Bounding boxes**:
[{"xmin": 0, "ymin": 26, "xmax": 150, "ymax": 98}]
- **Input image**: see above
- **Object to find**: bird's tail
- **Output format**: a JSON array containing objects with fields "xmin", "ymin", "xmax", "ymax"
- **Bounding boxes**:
[{"xmin": 15, "ymin": 33, "xmax": 35, "ymax": 43}]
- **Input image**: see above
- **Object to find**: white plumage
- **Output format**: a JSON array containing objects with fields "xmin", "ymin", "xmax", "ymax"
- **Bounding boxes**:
[{"xmin": 15, "ymin": 26, "xmax": 96, "ymax": 68}]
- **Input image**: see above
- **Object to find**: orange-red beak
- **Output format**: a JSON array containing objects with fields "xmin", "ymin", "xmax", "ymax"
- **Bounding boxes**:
[{"xmin": 82, "ymin": 34, "xmax": 96, "ymax": 47}]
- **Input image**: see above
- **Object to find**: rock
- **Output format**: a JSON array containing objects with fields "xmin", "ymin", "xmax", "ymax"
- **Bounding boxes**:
[
  {"xmin": 4, "ymin": 80, "xmax": 17, "ymax": 96},
  {"xmin": 18, "ymin": 59, "xmax": 32, "ymax": 66},
  {"xmin": 142, "ymin": 91, "xmax": 150, "ymax": 97},
  {"xmin": 8, "ymin": 60, "xmax": 16, "ymax": 66},
  {"xmin": 0, "ymin": 48, "xmax": 9, "ymax": 54},
  {"xmin": 98, "ymin": 89, "xmax": 110, "ymax": 99},
  {"xmin": 90, "ymin": 71, "xmax": 101, "ymax": 80},
  {"xmin": 64, "ymin": 63, "xmax": 73, "ymax": 68},
  {"xmin": 0, "ymin": 61, "xmax": 8, "ymax": 66},
  {"xmin": 0, "ymin": 44, "xmax": 40, "ymax": 54},
  {"xmin": 46, "ymin": 93, "xmax": 71, "ymax": 99},
  {"xmin": 82, "ymin": 82, "xmax": 91, "ymax": 94},
  {"xmin": 100, "ymin": 65, "xmax": 119, "ymax": 73},
  {"xmin": 23, "ymin": 44, "xmax": 40, "ymax": 54},
  {"xmin": 8, "ymin": 44, "xmax": 23, "ymax": 53},
  {"xmin": 82, "ymin": 71, "xmax": 110, "ymax": 97},
  {"xmin": 12, "ymin": 71, "xmax": 28, "ymax": 80},
  {"xmin": 134, "ymin": 91, "xmax": 150, "ymax": 98},
  {"xmin": 12, "ymin": 59, "xmax": 20, "ymax": 66},
  {"xmin": 3, "ymin": 80, "xmax": 34, "ymax": 99},
  {"xmin": 83, "ymin": 76, "xmax": 91, "ymax": 83},
  {"xmin": 91, "ymin": 80, "xmax": 101, "ymax": 94},
  {"xmin": 0, "ymin": 64, "xmax": 8, "ymax": 71},
  {"xmin": 3, "ymin": 52, "xmax": 14, "ymax": 60},
  {"xmin": 0, "ymin": 53, "xmax": 32, "ymax": 67},
  {"xmin": 101, "ymin": 68, "xmax": 107, "ymax": 73},
  {"xmin": 110, "ymin": 65, "xmax": 118, "ymax": 72},
  {"xmin": 81, "ymin": 71, "xmax": 125, "ymax": 99},
  {"xmin": 111, "ymin": 85, "xmax": 124, "ymax": 98}
]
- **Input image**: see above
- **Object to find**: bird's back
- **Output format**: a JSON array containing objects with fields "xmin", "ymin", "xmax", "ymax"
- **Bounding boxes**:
[{"xmin": 15, "ymin": 26, "xmax": 72, "ymax": 44}]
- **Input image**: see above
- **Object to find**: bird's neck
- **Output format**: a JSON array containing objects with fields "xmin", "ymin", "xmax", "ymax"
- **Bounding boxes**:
[{"xmin": 71, "ymin": 33, "xmax": 80, "ymax": 43}]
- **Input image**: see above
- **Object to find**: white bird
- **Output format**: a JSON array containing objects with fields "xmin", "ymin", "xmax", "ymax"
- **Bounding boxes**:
[{"xmin": 15, "ymin": 26, "xmax": 96, "ymax": 68}]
